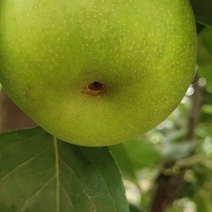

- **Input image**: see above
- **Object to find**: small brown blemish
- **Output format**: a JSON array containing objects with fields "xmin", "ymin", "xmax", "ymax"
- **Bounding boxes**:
[{"xmin": 82, "ymin": 81, "xmax": 106, "ymax": 96}]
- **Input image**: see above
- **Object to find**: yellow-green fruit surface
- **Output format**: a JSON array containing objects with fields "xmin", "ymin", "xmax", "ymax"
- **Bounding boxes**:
[{"xmin": 0, "ymin": 0, "xmax": 196, "ymax": 146}]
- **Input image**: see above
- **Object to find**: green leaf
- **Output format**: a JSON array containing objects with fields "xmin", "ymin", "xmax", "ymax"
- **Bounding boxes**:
[
  {"xmin": 197, "ymin": 27, "xmax": 212, "ymax": 92},
  {"xmin": 201, "ymin": 104, "xmax": 212, "ymax": 115},
  {"xmin": 109, "ymin": 144, "xmax": 137, "ymax": 181},
  {"xmin": 123, "ymin": 139, "xmax": 160, "ymax": 169},
  {"xmin": 190, "ymin": 0, "xmax": 212, "ymax": 28},
  {"xmin": 129, "ymin": 204, "xmax": 146, "ymax": 212},
  {"xmin": 0, "ymin": 127, "xmax": 129, "ymax": 212},
  {"xmin": 193, "ymin": 187, "xmax": 212, "ymax": 212}
]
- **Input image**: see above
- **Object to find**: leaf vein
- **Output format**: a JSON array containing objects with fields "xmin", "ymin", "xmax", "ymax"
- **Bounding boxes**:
[
  {"xmin": 0, "ymin": 146, "xmax": 52, "ymax": 182},
  {"xmin": 0, "ymin": 131, "xmax": 46, "ymax": 154},
  {"xmin": 19, "ymin": 176, "xmax": 56, "ymax": 212},
  {"xmin": 79, "ymin": 147, "xmax": 117, "ymax": 212},
  {"xmin": 54, "ymin": 137, "xmax": 60, "ymax": 212},
  {"xmin": 60, "ymin": 158, "xmax": 97, "ymax": 210},
  {"xmin": 60, "ymin": 185, "xmax": 74, "ymax": 209}
]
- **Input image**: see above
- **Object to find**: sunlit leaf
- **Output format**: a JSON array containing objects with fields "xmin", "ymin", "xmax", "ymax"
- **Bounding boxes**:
[
  {"xmin": 193, "ymin": 186, "xmax": 212, "ymax": 212},
  {"xmin": 201, "ymin": 104, "xmax": 212, "ymax": 115}
]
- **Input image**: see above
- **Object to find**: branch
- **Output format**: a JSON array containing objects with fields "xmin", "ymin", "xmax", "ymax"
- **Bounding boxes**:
[
  {"xmin": 0, "ymin": 89, "xmax": 37, "ymax": 132},
  {"xmin": 149, "ymin": 75, "xmax": 205, "ymax": 212}
]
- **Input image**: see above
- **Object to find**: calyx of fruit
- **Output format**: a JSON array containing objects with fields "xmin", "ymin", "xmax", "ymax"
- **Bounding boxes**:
[{"xmin": 82, "ymin": 82, "xmax": 106, "ymax": 96}]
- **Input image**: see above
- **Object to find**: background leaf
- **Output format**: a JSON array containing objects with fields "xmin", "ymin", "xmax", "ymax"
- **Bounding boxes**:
[
  {"xmin": 109, "ymin": 143, "xmax": 137, "ymax": 181},
  {"xmin": 122, "ymin": 139, "xmax": 160, "ymax": 169},
  {"xmin": 190, "ymin": 0, "xmax": 212, "ymax": 28},
  {"xmin": 197, "ymin": 27, "xmax": 212, "ymax": 92},
  {"xmin": 0, "ymin": 127, "xmax": 129, "ymax": 212}
]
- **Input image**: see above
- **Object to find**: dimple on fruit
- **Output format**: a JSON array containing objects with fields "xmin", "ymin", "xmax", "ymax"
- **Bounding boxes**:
[{"xmin": 0, "ymin": 0, "xmax": 196, "ymax": 146}]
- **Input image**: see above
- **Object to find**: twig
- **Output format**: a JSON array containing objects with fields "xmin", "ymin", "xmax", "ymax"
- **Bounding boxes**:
[
  {"xmin": 149, "ymin": 75, "xmax": 205, "ymax": 212},
  {"xmin": 0, "ymin": 89, "xmax": 36, "ymax": 132}
]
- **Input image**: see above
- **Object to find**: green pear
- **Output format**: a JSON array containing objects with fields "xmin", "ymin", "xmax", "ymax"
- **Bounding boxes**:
[{"xmin": 0, "ymin": 0, "xmax": 196, "ymax": 146}]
